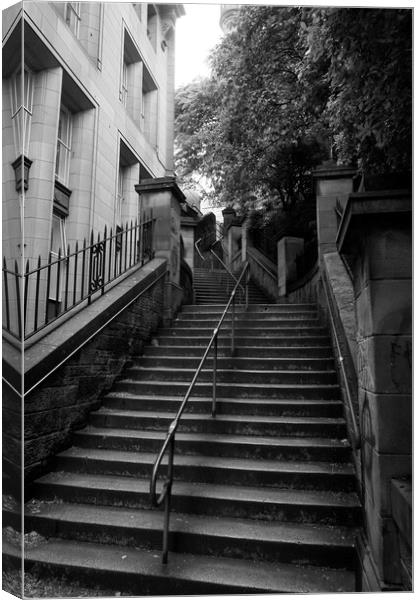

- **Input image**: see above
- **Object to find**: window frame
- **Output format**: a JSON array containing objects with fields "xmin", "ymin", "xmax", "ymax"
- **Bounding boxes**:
[
  {"xmin": 65, "ymin": 2, "xmax": 82, "ymax": 38},
  {"xmin": 49, "ymin": 210, "xmax": 68, "ymax": 302},
  {"xmin": 55, "ymin": 104, "xmax": 73, "ymax": 187}
]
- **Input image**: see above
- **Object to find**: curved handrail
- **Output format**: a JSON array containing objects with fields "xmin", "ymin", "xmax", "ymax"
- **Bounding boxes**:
[
  {"xmin": 150, "ymin": 261, "xmax": 250, "ymax": 563},
  {"xmin": 195, "ymin": 235, "xmax": 245, "ymax": 296},
  {"xmin": 321, "ymin": 272, "xmax": 360, "ymax": 450}
]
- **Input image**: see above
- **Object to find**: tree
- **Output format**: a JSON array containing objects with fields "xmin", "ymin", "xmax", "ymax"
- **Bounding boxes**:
[
  {"xmin": 175, "ymin": 6, "xmax": 328, "ymax": 211},
  {"xmin": 174, "ymin": 7, "xmax": 412, "ymax": 211},
  {"xmin": 302, "ymin": 8, "xmax": 412, "ymax": 173}
]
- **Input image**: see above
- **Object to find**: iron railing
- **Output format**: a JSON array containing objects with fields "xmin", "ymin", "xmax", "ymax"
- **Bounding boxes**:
[
  {"xmin": 150, "ymin": 261, "xmax": 250, "ymax": 564},
  {"xmin": 3, "ymin": 214, "xmax": 155, "ymax": 341}
]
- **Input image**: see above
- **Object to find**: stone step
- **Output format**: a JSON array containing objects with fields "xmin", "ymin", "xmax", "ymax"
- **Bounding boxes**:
[
  {"xmin": 155, "ymin": 335, "xmax": 331, "ymax": 347},
  {"xmin": 182, "ymin": 303, "xmax": 318, "ymax": 312},
  {"xmin": 90, "ymin": 408, "xmax": 346, "ymax": 437},
  {"xmin": 143, "ymin": 345, "xmax": 333, "ymax": 358},
  {"xmin": 175, "ymin": 313, "xmax": 320, "ymax": 323},
  {"xmin": 172, "ymin": 318, "xmax": 322, "ymax": 328},
  {"xmin": 111, "ymin": 379, "xmax": 340, "ymax": 400},
  {"xmin": 32, "ymin": 473, "xmax": 361, "ymax": 525},
  {"xmin": 3, "ymin": 539, "xmax": 356, "ymax": 594},
  {"xmin": 16, "ymin": 503, "xmax": 358, "ymax": 569},
  {"xmin": 137, "ymin": 354, "xmax": 336, "ymax": 371},
  {"xmin": 74, "ymin": 427, "xmax": 352, "ymax": 462},
  {"xmin": 54, "ymin": 447, "xmax": 356, "ymax": 491},
  {"xmin": 162, "ymin": 326, "xmax": 329, "ymax": 336},
  {"xmin": 123, "ymin": 366, "xmax": 337, "ymax": 385},
  {"xmin": 103, "ymin": 394, "xmax": 343, "ymax": 417}
]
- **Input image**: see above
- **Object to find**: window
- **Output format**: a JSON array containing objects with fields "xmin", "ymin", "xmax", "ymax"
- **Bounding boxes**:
[
  {"xmin": 142, "ymin": 66, "xmax": 158, "ymax": 146},
  {"xmin": 116, "ymin": 166, "xmax": 125, "ymax": 226},
  {"xmin": 147, "ymin": 4, "xmax": 158, "ymax": 51},
  {"xmin": 10, "ymin": 67, "xmax": 34, "ymax": 156},
  {"xmin": 65, "ymin": 2, "xmax": 81, "ymax": 38},
  {"xmin": 121, "ymin": 61, "xmax": 128, "ymax": 107},
  {"xmin": 133, "ymin": 3, "xmax": 142, "ymax": 21},
  {"xmin": 55, "ymin": 105, "xmax": 73, "ymax": 186},
  {"xmin": 49, "ymin": 211, "xmax": 67, "ymax": 304},
  {"xmin": 50, "ymin": 211, "xmax": 67, "ymax": 258},
  {"xmin": 120, "ymin": 29, "xmax": 142, "ymax": 118}
]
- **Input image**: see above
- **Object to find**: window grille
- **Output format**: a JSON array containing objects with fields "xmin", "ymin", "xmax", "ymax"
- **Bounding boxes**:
[
  {"xmin": 65, "ymin": 2, "xmax": 81, "ymax": 38},
  {"xmin": 10, "ymin": 67, "xmax": 34, "ymax": 157},
  {"xmin": 55, "ymin": 105, "xmax": 73, "ymax": 186}
]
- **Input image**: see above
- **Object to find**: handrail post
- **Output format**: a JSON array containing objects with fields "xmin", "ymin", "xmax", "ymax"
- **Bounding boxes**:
[
  {"xmin": 162, "ymin": 434, "xmax": 175, "ymax": 564},
  {"xmin": 231, "ymin": 291, "xmax": 235, "ymax": 355},
  {"xmin": 212, "ymin": 330, "xmax": 218, "ymax": 417}
]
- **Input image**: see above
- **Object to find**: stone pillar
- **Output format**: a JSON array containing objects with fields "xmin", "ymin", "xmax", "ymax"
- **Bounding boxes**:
[
  {"xmin": 337, "ymin": 189, "xmax": 412, "ymax": 588},
  {"xmin": 25, "ymin": 67, "xmax": 63, "ymax": 261},
  {"xmin": 135, "ymin": 177, "xmax": 185, "ymax": 324},
  {"xmin": 222, "ymin": 206, "xmax": 236, "ymax": 231},
  {"xmin": 277, "ymin": 236, "xmax": 304, "ymax": 296},
  {"xmin": 314, "ymin": 160, "xmax": 357, "ymax": 256}
]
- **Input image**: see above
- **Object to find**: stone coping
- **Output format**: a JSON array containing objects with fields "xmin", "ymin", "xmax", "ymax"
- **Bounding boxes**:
[
  {"xmin": 313, "ymin": 164, "xmax": 357, "ymax": 180},
  {"xmin": 336, "ymin": 189, "xmax": 411, "ymax": 253},
  {"xmin": 135, "ymin": 177, "xmax": 186, "ymax": 204},
  {"xmin": 2, "ymin": 258, "xmax": 167, "ymax": 395}
]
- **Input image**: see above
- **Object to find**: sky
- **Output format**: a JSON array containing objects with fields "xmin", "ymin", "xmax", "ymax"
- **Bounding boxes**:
[{"xmin": 175, "ymin": 3, "xmax": 223, "ymax": 88}]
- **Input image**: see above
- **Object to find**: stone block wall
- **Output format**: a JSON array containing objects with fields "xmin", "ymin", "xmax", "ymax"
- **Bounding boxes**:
[
  {"xmin": 2, "ymin": 260, "xmax": 166, "ymax": 485},
  {"xmin": 336, "ymin": 192, "xmax": 412, "ymax": 589}
]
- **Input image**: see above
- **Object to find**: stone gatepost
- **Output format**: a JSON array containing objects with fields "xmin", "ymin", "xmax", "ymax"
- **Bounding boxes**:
[
  {"xmin": 221, "ymin": 207, "xmax": 241, "ymax": 267},
  {"xmin": 313, "ymin": 160, "xmax": 357, "ymax": 255},
  {"xmin": 135, "ymin": 177, "xmax": 185, "ymax": 324},
  {"xmin": 277, "ymin": 237, "xmax": 304, "ymax": 296},
  {"xmin": 336, "ymin": 189, "xmax": 412, "ymax": 588}
]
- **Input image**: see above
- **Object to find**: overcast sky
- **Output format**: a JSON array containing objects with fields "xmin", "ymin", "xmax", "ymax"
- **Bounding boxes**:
[{"xmin": 175, "ymin": 3, "xmax": 223, "ymax": 88}]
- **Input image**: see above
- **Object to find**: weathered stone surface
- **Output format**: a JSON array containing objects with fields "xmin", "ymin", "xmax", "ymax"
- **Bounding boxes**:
[
  {"xmin": 362, "ymin": 443, "xmax": 411, "ymax": 517},
  {"xmin": 356, "ymin": 279, "xmax": 411, "ymax": 338},
  {"xmin": 367, "ymin": 227, "xmax": 411, "ymax": 281},
  {"xmin": 358, "ymin": 335, "xmax": 412, "ymax": 395},
  {"xmin": 21, "ymin": 273, "xmax": 165, "ymax": 481},
  {"xmin": 323, "ymin": 252, "xmax": 357, "ymax": 364},
  {"xmin": 363, "ymin": 491, "xmax": 403, "ymax": 585},
  {"xmin": 359, "ymin": 391, "xmax": 411, "ymax": 455}
]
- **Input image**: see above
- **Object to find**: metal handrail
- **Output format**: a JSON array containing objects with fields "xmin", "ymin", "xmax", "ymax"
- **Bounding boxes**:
[
  {"xmin": 149, "ymin": 261, "xmax": 250, "ymax": 564},
  {"xmin": 321, "ymin": 272, "xmax": 360, "ymax": 450},
  {"xmin": 247, "ymin": 246, "xmax": 277, "ymax": 278},
  {"xmin": 194, "ymin": 236, "xmax": 246, "ymax": 297}
]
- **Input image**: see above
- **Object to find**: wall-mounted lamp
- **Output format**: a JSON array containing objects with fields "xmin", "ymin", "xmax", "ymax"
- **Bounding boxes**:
[{"xmin": 12, "ymin": 155, "xmax": 33, "ymax": 192}]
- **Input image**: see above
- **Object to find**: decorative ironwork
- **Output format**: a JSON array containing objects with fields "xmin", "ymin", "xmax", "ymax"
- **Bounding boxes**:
[{"xmin": 2, "ymin": 213, "xmax": 155, "ymax": 341}]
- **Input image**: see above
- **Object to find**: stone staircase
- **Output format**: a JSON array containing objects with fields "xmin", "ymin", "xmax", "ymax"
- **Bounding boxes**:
[
  {"xmin": 193, "ymin": 267, "xmax": 270, "ymax": 304},
  {"xmin": 4, "ymin": 301, "xmax": 361, "ymax": 594}
]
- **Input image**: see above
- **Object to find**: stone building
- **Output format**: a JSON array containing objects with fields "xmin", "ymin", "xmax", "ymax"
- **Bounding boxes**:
[{"xmin": 3, "ymin": 1, "xmax": 184, "ymax": 332}]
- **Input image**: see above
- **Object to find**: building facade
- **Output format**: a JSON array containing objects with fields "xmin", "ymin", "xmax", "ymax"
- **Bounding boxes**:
[{"xmin": 2, "ymin": 1, "xmax": 184, "ymax": 337}]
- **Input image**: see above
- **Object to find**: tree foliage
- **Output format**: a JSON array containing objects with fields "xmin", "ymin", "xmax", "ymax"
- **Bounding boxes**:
[
  {"xmin": 302, "ymin": 8, "xmax": 412, "ymax": 173},
  {"xmin": 174, "ymin": 7, "xmax": 412, "ymax": 210}
]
